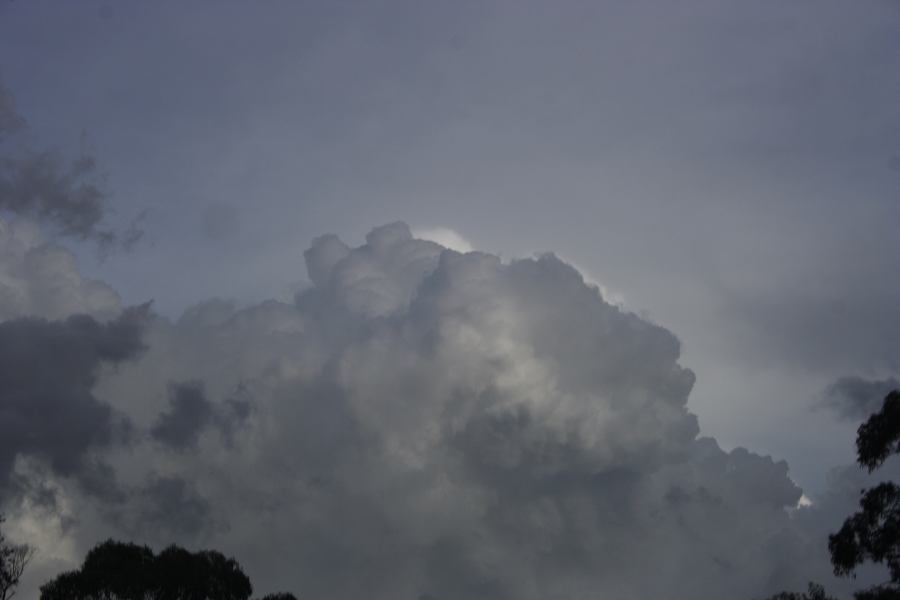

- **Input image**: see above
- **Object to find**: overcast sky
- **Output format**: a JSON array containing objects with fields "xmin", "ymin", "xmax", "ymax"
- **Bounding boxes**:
[{"xmin": 1, "ymin": 2, "xmax": 899, "ymax": 599}]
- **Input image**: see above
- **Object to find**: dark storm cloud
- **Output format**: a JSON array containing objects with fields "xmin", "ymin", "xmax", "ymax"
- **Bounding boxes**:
[
  {"xmin": 0, "ymin": 79, "xmax": 142, "ymax": 250},
  {"xmin": 216, "ymin": 395, "xmax": 252, "ymax": 445},
  {"xmin": 0, "ymin": 305, "xmax": 148, "ymax": 498},
  {"xmin": 133, "ymin": 475, "xmax": 217, "ymax": 540},
  {"xmin": 1, "ymin": 151, "xmax": 109, "ymax": 241},
  {"xmin": 151, "ymin": 381, "xmax": 214, "ymax": 451},
  {"xmin": 151, "ymin": 380, "xmax": 251, "ymax": 451},
  {"xmin": 821, "ymin": 376, "xmax": 900, "ymax": 421}
]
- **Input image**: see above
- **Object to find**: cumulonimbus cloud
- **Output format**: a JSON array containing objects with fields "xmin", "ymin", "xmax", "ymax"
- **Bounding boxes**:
[{"xmin": 1, "ymin": 221, "xmax": 873, "ymax": 599}]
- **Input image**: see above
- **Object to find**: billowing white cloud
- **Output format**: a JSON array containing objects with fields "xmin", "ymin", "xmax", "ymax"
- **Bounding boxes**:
[{"xmin": 3, "ymin": 223, "xmax": 870, "ymax": 599}]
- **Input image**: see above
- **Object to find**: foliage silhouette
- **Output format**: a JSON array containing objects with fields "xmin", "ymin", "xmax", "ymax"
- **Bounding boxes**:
[
  {"xmin": 767, "ymin": 582, "xmax": 837, "ymax": 600},
  {"xmin": 38, "ymin": 539, "xmax": 297, "ymax": 600},
  {"xmin": 766, "ymin": 390, "xmax": 900, "ymax": 600},
  {"xmin": 0, "ymin": 516, "xmax": 33, "ymax": 600},
  {"xmin": 855, "ymin": 391, "xmax": 900, "ymax": 472},
  {"xmin": 828, "ymin": 390, "xmax": 900, "ymax": 598}
]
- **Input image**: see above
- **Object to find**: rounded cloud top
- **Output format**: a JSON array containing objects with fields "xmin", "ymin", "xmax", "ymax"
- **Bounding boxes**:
[{"xmin": 5, "ymin": 222, "xmax": 818, "ymax": 600}]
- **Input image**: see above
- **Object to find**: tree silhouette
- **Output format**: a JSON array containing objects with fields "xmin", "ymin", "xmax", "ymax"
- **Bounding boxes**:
[
  {"xmin": 766, "ymin": 390, "xmax": 900, "ymax": 600},
  {"xmin": 828, "ymin": 390, "xmax": 900, "ymax": 599},
  {"xmin": 0, "ymin": 516, "xmax": 34, "ymax": 600},
  {"xmin": 39, "ymin": 539, "xmax": 295, "ymax": 600},
  {"xmin": 767, "ymin": 582, "xmax": 837, "ymax": 600},
  {"xmin": 854, "ymin": 391, "xmax": 900, "ymax": 473}
]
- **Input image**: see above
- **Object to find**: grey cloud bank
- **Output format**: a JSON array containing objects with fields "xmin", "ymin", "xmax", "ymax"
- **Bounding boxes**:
[
  {"xmin": 1, "ymin": 3, "xmax": 896, "ymax": 486},
  {"xmin": 0, "ymin": 220, "xmax": 880, "ymax": 599}
]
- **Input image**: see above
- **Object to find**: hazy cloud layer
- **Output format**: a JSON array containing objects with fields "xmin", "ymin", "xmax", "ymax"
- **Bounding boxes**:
[
  {"xmin": 2, "ymin": 222, "xmax": 874, "ymax": 599},
  {"xmin": 0, "ymin": 81, "xmax": 25, "ymax": 140},
  {"xmin": 0, "ymin": 79, "xmax": 142, "ymax": 250}
]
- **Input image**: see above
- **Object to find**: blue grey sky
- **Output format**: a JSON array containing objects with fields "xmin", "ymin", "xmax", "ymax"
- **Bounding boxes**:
[{"xmin": 1, "ymin": 2, "xmax": 899, "ymax": 598}]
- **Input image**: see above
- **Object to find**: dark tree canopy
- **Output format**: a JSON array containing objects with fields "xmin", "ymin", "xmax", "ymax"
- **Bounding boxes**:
[
  {"xmin": 852, "ymin": 586, "xmax": 900, "ymax": 600},
  {"xmin": 766, "ymin": 389, "xmax": 900, "ymax": 600},
  {"xmin": 829, "ymin": 482, "xmax": 900, "ymax": 583},
  {"xmin": 154, "ymin": 545, "xmax": 252, "ymax": 600},
  {"xmin": 856, "ymin": 391, "xmax": 900, "ymax": 473},
  {"xmin": 828, "ymin": 390, "xmax": 900, "ymax": 600},
  {"xmin": 39, "ymin": 539, "xmax": 297, "ymax": 600},
  {"xmin": 40, "ymin": 540, "xmax": 252, "ymax": 600},
  {"xmin": 828, "ymin": 390, "xmax": 900, "ymax": 599}
]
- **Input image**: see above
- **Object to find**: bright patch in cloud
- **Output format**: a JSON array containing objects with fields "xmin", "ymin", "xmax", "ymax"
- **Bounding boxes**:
[{"xmin": 412, "ymin": 226, "xmax": 473, "ymax": 253}]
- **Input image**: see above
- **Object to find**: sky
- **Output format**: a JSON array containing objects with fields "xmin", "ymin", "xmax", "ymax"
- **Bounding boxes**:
[{"xmin": 1, "ymin": 1, "xmax": 899, "ymax": 598}]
